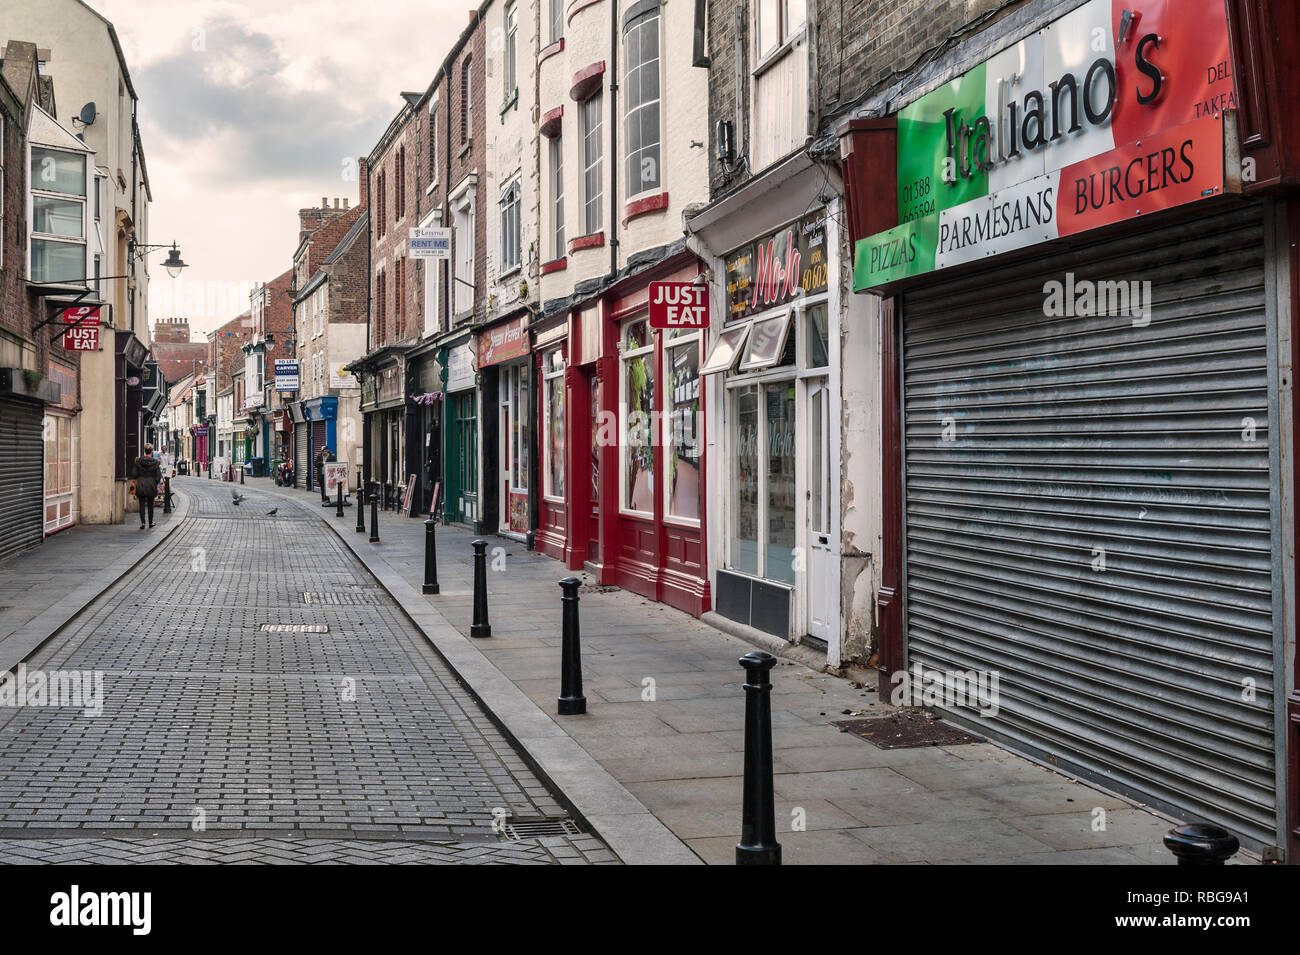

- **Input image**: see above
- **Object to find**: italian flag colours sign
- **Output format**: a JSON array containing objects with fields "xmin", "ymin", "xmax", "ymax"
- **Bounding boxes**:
[{"xmin": 853, "ymin": 0, "xmax": 1238, "ymax": 292}]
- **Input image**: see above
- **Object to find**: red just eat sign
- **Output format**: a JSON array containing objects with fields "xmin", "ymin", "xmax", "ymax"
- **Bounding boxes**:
[
  {"xmin": 648, "ymin": 281, "xmax": 709, "ymax": 329},
  {"xmin": 61, "ymin": 306, "xmax": 101, "ymax": 351}
]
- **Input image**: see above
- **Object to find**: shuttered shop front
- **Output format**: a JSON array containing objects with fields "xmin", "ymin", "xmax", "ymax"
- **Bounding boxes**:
[
  {"xmin": 294, "ymin": 425, "xmax": 309, "ymax": 488},
  {"xmin": 900, "ymin": 203, "xmax": 1281, "ymax": 849},
  {"xmin": 0, "ymin": 397, "xmax": 45, "ymax": 561}
]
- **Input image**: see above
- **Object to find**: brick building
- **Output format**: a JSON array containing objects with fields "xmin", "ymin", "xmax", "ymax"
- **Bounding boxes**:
[{"xmin": 0, "ymin": 41, "xmax": 72, "ymax": 554}]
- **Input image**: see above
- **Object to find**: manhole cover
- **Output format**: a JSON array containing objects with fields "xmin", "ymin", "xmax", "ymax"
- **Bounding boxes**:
[
  {"xmin": 260, "ymin": 624, "xmax": 330, "ymax": 633},
  {"xmin": 505, "ymin": 818, "xmax": 581, "ymax": 840},
  {"xmin": 834, "ymin": 710, "xmax": 982, "ymax": 749}
]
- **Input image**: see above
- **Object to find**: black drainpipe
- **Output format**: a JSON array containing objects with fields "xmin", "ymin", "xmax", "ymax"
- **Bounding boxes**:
[{"xmin": 608, "ymin": 0, "xmax": 619, "ymax": 277}]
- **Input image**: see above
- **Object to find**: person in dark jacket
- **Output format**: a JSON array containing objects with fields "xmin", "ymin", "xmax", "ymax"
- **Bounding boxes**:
[
  {"xmin": 132, "ymin": 444, "xmax": 162, "ymax": 529},
  {"xmin": 316, "ymin": 445, "xmax": 335, "ymax": 502}
]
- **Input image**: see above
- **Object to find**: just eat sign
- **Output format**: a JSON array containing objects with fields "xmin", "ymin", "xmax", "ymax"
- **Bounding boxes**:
[
  {"xmin": 61, "ymin": 305, "xmax": 101, "ymax": 351},
  {"xmin": 648, "ymin": 282, "xmax": 709, "ymax": 329}
]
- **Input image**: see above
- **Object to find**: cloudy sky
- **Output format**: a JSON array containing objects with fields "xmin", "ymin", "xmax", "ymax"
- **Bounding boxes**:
[{"xmin": 86, "ymin": 0, "xmax": 468, "ymax": 338}]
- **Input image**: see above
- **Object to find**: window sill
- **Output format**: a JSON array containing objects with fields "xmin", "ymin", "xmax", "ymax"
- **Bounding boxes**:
[
  {"xmin": 499, "ymin": 88, "xmax": 519, "ymax": 121},
  {"xmin": 425, "ymin": 181, "xmax": 438, "ymax": 196},
  {"xmin": 497, "ymin": 264, "xmax": 522, "ymax": 281},
  {"xmin": 753, "ymin": 28, "xmax": 806, "ymax": 80},
  {"xmin": 539, "ymin": 38, "xmax": 565, "ymax": 65},
  {"xmin": 541, "ymin": 257, "xmax": 567, "ymax": 275},
  {"xmin": 568, "ymin": 232, "xmax": 605, "ymax": 253},
  {"xmin": 458, "ymin": 140, "xmax": 473, "ymax": 160},
  {"xmin": 623, "ymin": 191, "xmax": 668, "ymax": 224}
]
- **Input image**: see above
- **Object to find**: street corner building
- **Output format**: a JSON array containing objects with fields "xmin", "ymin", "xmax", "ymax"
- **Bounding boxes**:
[{"xmin": 837, "ymin": 0, "xmax": 1300, "ymax": 860}]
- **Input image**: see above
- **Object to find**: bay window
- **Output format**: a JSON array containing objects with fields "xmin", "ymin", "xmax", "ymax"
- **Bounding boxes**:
[{"xmin": 30, "ymin": 145, "xmax": 88, "ymax": 284}]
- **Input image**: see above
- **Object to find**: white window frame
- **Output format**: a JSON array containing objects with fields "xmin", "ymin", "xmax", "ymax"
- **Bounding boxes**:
[
  {"xmin": 623, "ymin": 7, "xmax": 662, "ymax": 201},
  {"xmin": 420, "ymin": 209, "xmax": 441, "ymax": 337},
  {"xmin": 661, "ymin": 329, "xmax": 702, "ymax": 527},
  {"xmin": 451, "ymin": 180, "xmax": 477, "ymax": 317},
  {"xmin": 580, "ymin": 92, "xmax": 603, "ymax": 236},
  {"xmin": 499, "ymin": 176, "xmax": 521, "ymax": 274},
  {"xmin": 542, "ymin": 347, "xmax": 566, "ymax": 500},
  {"xmin": 550, "ymin": 136, "xmax": 564, "ymax": 260},
  {"xmin": 619, "ymin": 318, "xmax": 655, "ymax": 517},
  {"xmin": 551, "ymin": 0, "xmax": 564, "ymax": 44},
  {"xmin": 504, "ymin": 3, "xmax": 518, "ymax": 100},
  {"xmin": 754, "ymin": 0, "xmax": 807, "ymax": 71},
  {"xmin": 28, "ymin": 144, "xmax": 90, "ymax": 286}
]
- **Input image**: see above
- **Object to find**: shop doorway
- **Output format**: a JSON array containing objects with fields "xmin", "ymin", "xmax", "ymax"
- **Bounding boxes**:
[{"xmin": 805, "ymin": 378, "xmax": 833, "ymax": 643}]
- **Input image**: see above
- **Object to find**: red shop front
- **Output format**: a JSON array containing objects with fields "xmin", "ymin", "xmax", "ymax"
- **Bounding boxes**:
[{"xmin": 536, "ymin": 256, "xmax": 710, "ymax": 616}]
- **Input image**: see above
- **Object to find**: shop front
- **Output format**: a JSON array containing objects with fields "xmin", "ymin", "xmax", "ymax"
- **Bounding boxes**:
[
  {"xmin": 478, "ymin": 314, "xmax": 531, "ymax": 542},
  {"xmin": 693, "ymin": 208, "xmax": 841, "ymax": 648},
  {"xmin": 43, "ymin": 361, "xmax": 80, "ymax": 535},
  {"xmin": 303, "ymin": 397, "xmax": 338, "ymax": 492},
  {"xmin": 840, "ymin": 0, "xmax": 1296, "ymax": 856},
  {"xmin": 407, "ymin": 346, "xmax": 444, "ymax": 516},
  {"xmin": 553, "ymin": 255, "xmax": 711, "ymax": 617},
  {"xmin": 290, "ymin": 400, "xmax": 308, "ymax": 487},
  {"xmin": 443, "ymin": 336, "xmax": 480, "ymax": 528},
  {"xmin": 356, "ymin": 347, "xmax": 412, "ymax": 510}
]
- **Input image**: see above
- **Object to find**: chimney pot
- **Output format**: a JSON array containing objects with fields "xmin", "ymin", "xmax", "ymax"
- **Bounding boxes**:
[{"xmin": 322, "ymin": 197, "xmax": 328, "ymax": 208}]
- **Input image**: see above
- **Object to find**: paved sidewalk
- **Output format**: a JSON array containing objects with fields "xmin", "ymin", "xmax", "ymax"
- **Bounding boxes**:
[
  {"xmin": 0, "ymin": 491, "xmax": 188, "ymax": 675},
  {"xmin": 252, "ymin": 476, "xmax": 1198, "ymax": 865}
]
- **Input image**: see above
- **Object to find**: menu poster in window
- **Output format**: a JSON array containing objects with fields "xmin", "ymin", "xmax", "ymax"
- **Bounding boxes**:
[{"xmin": 725, "ymin": 213, "xmax": 827, "ymax": 322}]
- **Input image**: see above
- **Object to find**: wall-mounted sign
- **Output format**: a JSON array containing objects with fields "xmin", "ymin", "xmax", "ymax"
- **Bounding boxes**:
[
  {"xmin": 330, "ymin": 363, "xmax": 357, "ymax": 390},
  {"xmin": 410, "ymin": 227, "xmax": 452, "ymax": 259},
  {"xmin": 477, "ymin": 316, "xmax": 528, "ymax": 367},
  {"xmin": 274, "ymin": 359, "xmax": 299, "ymax": 392},
  {"xmin": 725, "ymin": 213, "xmax": 827, "ymax": 322},
  {"xmin": 61, "ymin": 305, "xmax": 100, "ymax": 351},
  {"xmin": 446, "ymin": 341, "xmax": 477, "ymax": 392},
  {"xmin": 854, "ymin": 0, "xmax": 1236, "ymax": 291},
  {"xmin": 648, "ymin": 282, "xmax": 709, "ymax": 329}
]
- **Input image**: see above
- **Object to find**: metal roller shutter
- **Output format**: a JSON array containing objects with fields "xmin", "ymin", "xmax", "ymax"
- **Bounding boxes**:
[
  {"xmin": 294, "ymin": 425, "xmax": 308, "ymax": 488},
  {"xmin": 0, "ymin": 397, "xmax": 46, "ymax": 562},
  {"xmin": 311, "ymin": 421, "xmax": 327, "ymax": 490},
  {"xmin": 901, "ymin": 203, "xmax": 1278, "ymax": 848}
]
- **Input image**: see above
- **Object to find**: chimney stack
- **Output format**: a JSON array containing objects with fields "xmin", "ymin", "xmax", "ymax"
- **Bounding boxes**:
[
  {"xmin": 343, "ymin": 198, "xmax": 349, "ymax": 209},
  {"xmin": 357, "ymin": 158, "xmax": 369, "ymax": 210},
  {"xmin": 321, "ymin": 197, "xmax": 328, "ymax": 208}
]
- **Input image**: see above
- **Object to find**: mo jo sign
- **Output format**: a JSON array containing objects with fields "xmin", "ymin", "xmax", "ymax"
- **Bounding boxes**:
[{"xmin": 648, "ymin": 281, "xmax": 709, "ymax": 330}]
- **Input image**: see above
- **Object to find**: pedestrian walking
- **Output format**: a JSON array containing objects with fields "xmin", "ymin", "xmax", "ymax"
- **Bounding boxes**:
[{"xmin": 131, "ymin": 443, "xmax": 162, "ymax": 530}]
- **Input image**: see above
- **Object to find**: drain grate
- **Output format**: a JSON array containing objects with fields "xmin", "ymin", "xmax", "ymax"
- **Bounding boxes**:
[
  {"xmin": 260, "ymin": 624, "xmax": 330, "ymax": 633},
  {"xmin": 505, "ymin": 818, "xmax": 581, "ymax": 840},
  {"xmin": 301, "ymin": 591, "xmax": 382, "ymax": 606}
]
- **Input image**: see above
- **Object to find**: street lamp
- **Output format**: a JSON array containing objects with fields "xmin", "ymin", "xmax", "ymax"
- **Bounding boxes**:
[{"xmin": 131, "ymin": 240, "xmax": 188, "ymax": 278}]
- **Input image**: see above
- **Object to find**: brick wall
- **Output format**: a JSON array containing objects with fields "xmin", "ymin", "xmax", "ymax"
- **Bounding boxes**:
[{"xmin": 707, "ymin": 0, "xmax": 1030, "ymax": 197}]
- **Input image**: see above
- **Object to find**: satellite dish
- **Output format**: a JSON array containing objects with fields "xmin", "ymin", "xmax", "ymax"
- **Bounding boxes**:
[{"xmin": 78, "ymin": 102, "xmax": 96, "ymax": 126}]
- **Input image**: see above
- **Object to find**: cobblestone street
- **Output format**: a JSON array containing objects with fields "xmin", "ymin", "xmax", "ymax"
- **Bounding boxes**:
[{"xmin": 0, "ymin": 480, "xmax": 615, "ymax": 864}]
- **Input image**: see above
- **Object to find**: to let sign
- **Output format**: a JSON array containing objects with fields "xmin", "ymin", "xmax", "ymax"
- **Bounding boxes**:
[
  {"xmin": 61, "ymin": 306, "xmax": 100, "ymax": 351},
  {"xmin": 648, "ymin": 282, "xmax": 709, "ymax": 329}
]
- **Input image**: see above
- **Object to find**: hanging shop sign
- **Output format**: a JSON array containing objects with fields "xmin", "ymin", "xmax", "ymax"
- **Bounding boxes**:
[
  {"xmin": 725, "ymin": 213, "xmax": 828, "ymax": 322},
  {"xmin": 648, "ymin": 282, "xmax": 710, "ymax": 329},
  {"xmin": 61, "ymin": 305, "xmax": 100, "ymax": 351},
  {"xmin": 274, "ymin": 359, "xmax": 299, "ymax": 392},
  {"xmin": 477, "ymin": 316, "xmax": 528, "ymax": 367},
  {"xmin": 854, "ymin": 0, "xmax": 1236, "ymax": 291},
  {"xmin": 446, "ymin": 342, "xmax": 477, "ymax": 392}
]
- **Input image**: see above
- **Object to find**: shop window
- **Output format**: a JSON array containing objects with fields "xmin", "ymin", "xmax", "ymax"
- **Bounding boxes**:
[
  {"xmin": 664, "ymin": 333, "xmax": 701, "ymax": 521},
  {"xmin": 764, "ymin": 381, "xmax": 796, "ymax": 584},
  {"xmin": 731, "ymin": 385, "xmax": 760, "ymax": 576},
  {"xmin": 701, "ymin": 323, "xmax": 750, "ymax": 374},
  {"xmin": 621, "ymin": 318, "xmax": 655, "ymax": 513},
  {"xmin": 738, "ymin": 311, "xmax": 792, "ymax": 371},
  {"xmin": 804, "ymin": 303, "xmax": 829, "ymax": 369},
  {"xmin": 543, "ymin": 348, "xmax": 566, "ymax": 498}
]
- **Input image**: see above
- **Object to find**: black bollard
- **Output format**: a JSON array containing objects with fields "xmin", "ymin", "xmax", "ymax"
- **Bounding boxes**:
[
  {"xmin": 368, "ymin": 483, "xmax": 380, "ymax": 543},
  {"xmin": 240, "ymin": 465, "xmax": 244, "ymax": 485},
  {"xmin": 1163, "ymin": 823, "xmax": 1239, "ymax": 865},
  {"xmin": 470, "ymin": 539, "xmax": 491, "ymax": 638},
  {"xmin": 336, "ymin": 480, "xmax": 345, "ymax": 517},
  {"xmin": 162, "ymin": 476, "xmax": 172, "ymax": 515},
  {"xmin": 355, "ymin": 477, "xmax": 367, "ymax": 534},
  {"xmin": 736, "ymin": 651, "xmax": 781, "ymax": 865},
  {"xmin": 422, "ymin": 517, "xmax": 440, "ymax": 595},
  {"xmin": 556, "ymin": 578, "xmax": 586, "ymax": 715}
]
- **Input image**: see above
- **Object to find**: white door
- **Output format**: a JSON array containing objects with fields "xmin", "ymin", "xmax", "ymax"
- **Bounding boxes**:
[{"xmin": 806, "ymin": 379, "xmax": 833, "ymax": 642}]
